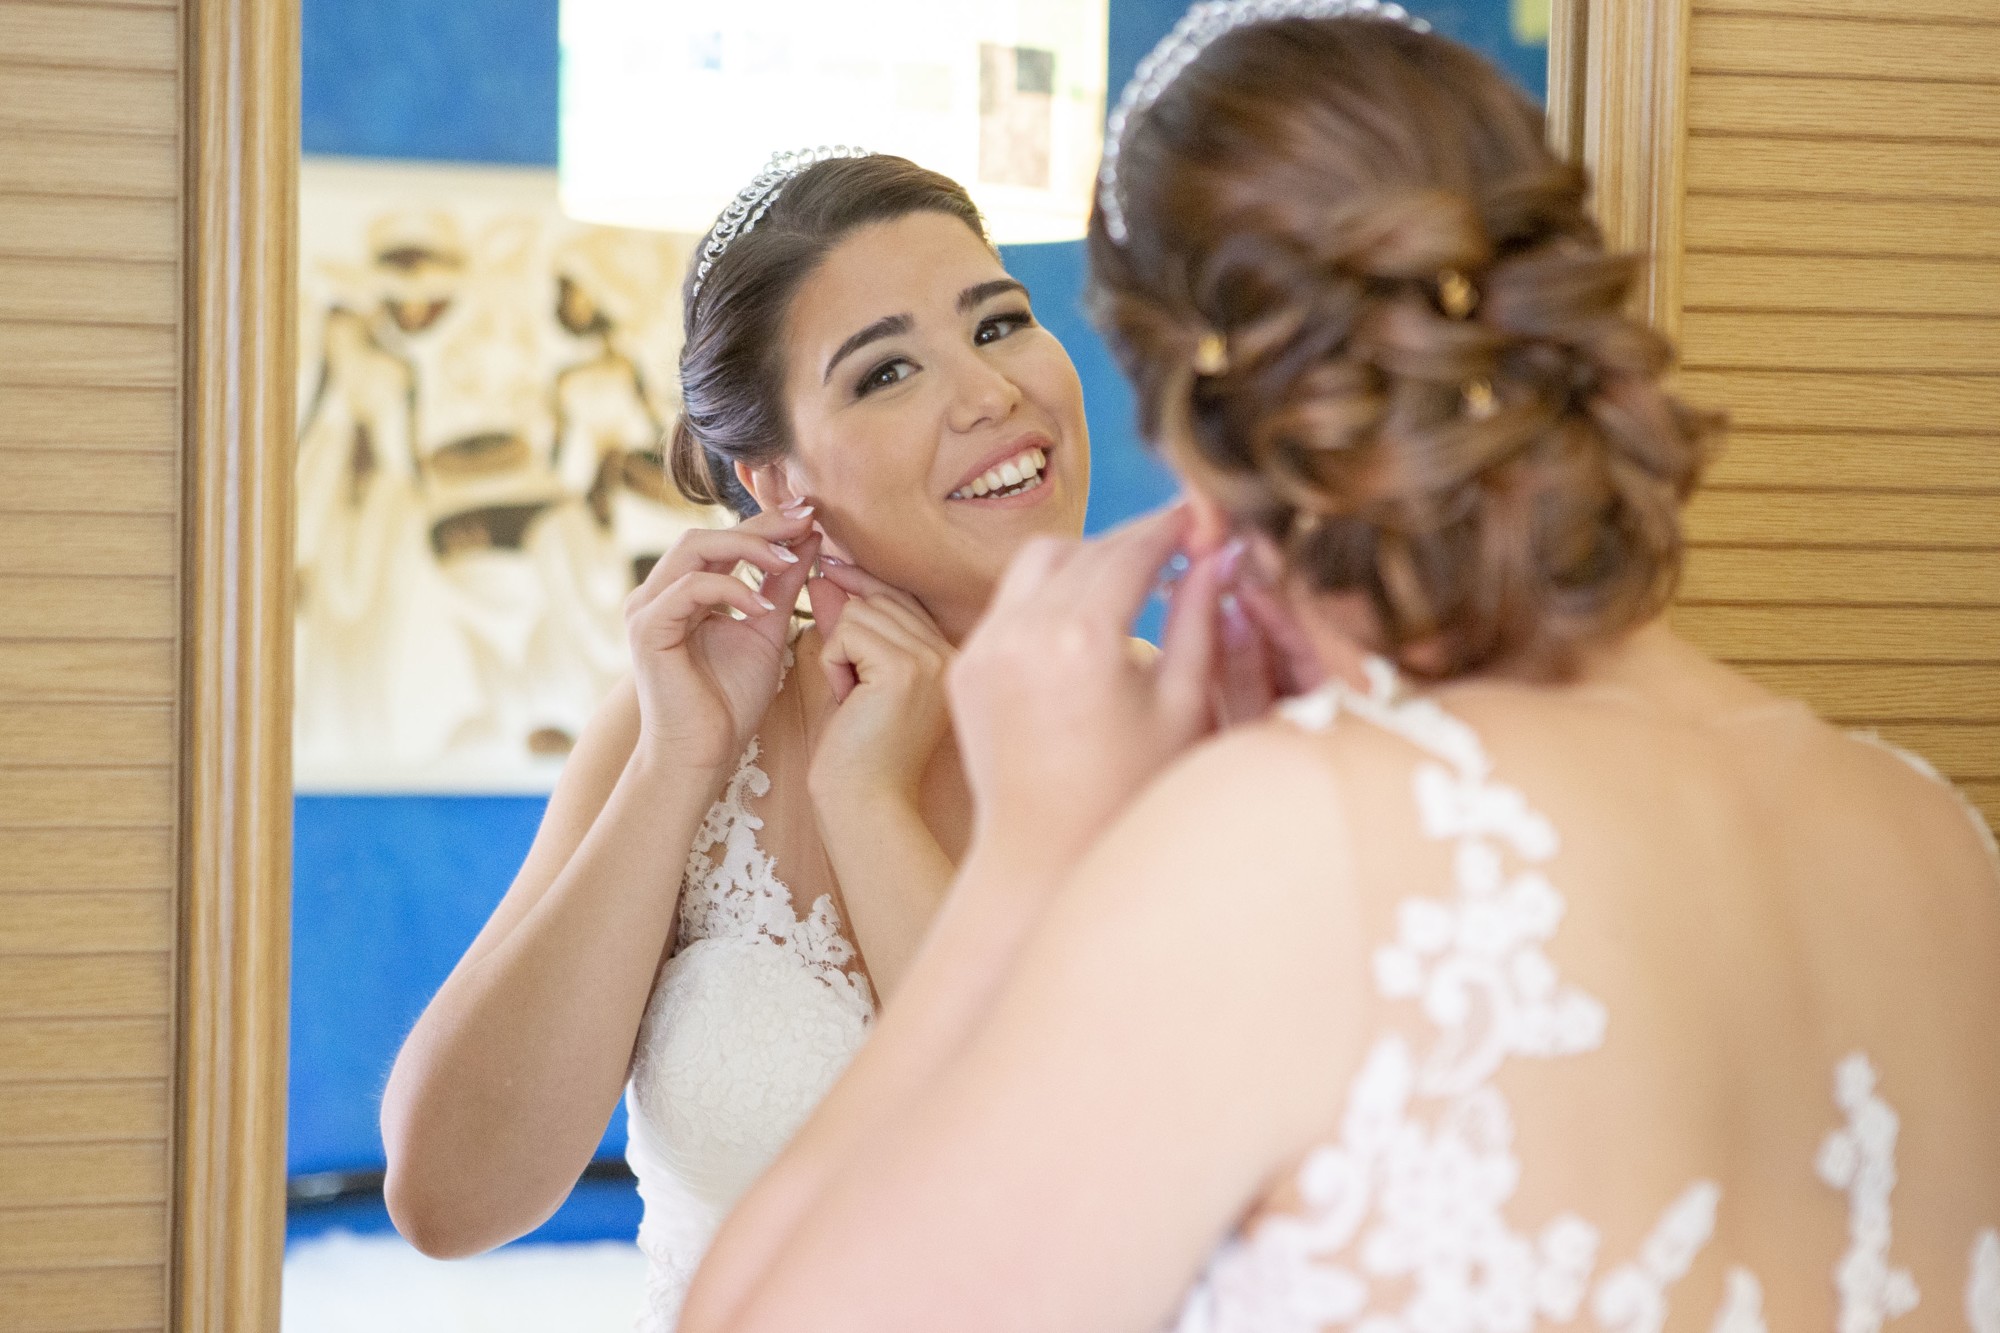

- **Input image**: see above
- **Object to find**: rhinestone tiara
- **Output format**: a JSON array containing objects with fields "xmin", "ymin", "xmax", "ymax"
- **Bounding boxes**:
[
  {"xmin": 689, "ymin": 145, "xmax": 874, "ymax": 311},
  {"xmin": 1096, "ymin": 0, "xmax": 1427, "ymax": 246}
]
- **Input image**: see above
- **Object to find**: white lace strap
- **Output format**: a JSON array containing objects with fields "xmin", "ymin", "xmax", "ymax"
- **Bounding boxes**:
[{"xmin": 1279, "ymin": 658, "xmax": 1493, "ymax": 786}]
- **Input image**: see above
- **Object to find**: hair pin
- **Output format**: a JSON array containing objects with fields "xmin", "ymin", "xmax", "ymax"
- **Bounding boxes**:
[
  {"xmin": 1463, "ymin": 378, "xmax": 1499, "ymax": 420},
  {"xmin": 1439, "ymin": 269, "xmax": 1478, "ymax": 321},
  {"xmin": 1193, "ymin": 331, "xmax": 1231, "ymax": 376}
]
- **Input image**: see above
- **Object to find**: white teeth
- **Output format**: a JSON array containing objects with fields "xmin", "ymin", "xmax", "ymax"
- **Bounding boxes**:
[{"xmin": 950, "ymin": 445, "xmax": 1050, "ymax": 499}]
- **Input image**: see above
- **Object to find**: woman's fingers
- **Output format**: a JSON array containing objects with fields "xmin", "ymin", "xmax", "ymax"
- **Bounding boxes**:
[
  {"xmin": 817, "ymin": 560, "xmax": 950, "ymax": 650},
  {"xmin": 808, "ymin": 575, "xmax": 856, "ymax": 702},
  {"xmin": 1074, "ymin": 503, "xmax": 1194, "ymax": 627},
  {"xmin": 840, "ymin": 597, "xmax": 946, "ymax": 668},
  {"xmin": 819, "ymin": 597, "xmax": 944, "ymax": 707},
  {"xmin": 1235, "ymin": 581, "xmax": 1329, "ymax": 696},
  {"xmin": 1215, "ymin": 592, "xmax": 1278, "ymax": 725},
  {"xmin": 744, "ymin": 532, "xmax": 819, "ymax": 651},
  {"xmin": 629, "ymin": 571, "xmax": 777, "ymax": 652},
  {"xmin": 1156, "ymin": 547, "xmax": 1226, "ymax": 732},
  {"xmin": 630, "ymin": 511, "xmax": 816, "ymax": 614},
  {"xmin": 816, "ymin": 556, "xmax": 900, "ymax": 602},
  {"xmin": 820, "ymin": 607, "xmax": 902, "ymax": 708}
]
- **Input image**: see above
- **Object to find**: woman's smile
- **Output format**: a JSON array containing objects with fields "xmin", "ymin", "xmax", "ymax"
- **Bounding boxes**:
[{"xmin": 945, "ymin": 435, "xmax": 1057, "ymax": 507}]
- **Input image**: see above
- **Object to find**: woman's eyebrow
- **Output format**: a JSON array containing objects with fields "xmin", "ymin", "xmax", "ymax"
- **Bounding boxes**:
[
  {"xmin": 823, "ymin": 313, "xmax": 912, "ymax": 384},
  {"xmin": 958, "ymin": 278, "xmax": 1028, "ymax": 311},
  {"xmin": 820, "ymin": 281, "xmax": 1029, "ymax": 385}
]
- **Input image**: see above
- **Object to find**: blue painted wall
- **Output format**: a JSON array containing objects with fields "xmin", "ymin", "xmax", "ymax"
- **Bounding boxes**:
[
  {"xmin": 303, "ymin": 0, "xmax": 560, "ymax": 164},
  {"xmin": 293, "ymin": 0, "xmax": 1546, "ymax": 1247}
]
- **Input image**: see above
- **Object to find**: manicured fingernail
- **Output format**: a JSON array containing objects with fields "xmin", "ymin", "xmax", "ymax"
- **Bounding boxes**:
[
  {"xmin": 755, "ymin": 594, "xmax": 777, "ymax": 612},
  {"xmin": 821, "ymin": 553, "xmax": 845, "ymax": 568},
  {"xmin": 770, "ymin": 543, "xmax": 799, "ymax": 564},
  {"xmin": 781, "ymin": 499, "xmax": 813, "ymax": 516}
]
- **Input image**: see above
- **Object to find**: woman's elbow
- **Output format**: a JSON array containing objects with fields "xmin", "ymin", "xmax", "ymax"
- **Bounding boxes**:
[
  {"xmin": 383, "ymin": 1162, "xmax": 494, "ymax": 1259},
  {"xmin": 379, "ymin": 1101, "xmax": 488, "ymax": 1258}
]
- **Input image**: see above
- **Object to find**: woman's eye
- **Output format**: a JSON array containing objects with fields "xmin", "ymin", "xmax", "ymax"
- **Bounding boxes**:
[
  {"xmin": 975, "ymin": 310, "xmax": 1034, "ymax": 345},
  {"xmin": 856, "ymin": 359, "xmax": 915, "ymax": 396}
]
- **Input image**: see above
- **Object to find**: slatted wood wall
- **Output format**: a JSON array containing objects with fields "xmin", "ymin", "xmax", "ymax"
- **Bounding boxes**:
[
  {"xmin": 1666, "ymin": 0, "xmax": 2000, "ymax": 836},
  {"xmin": 0, "ymin": 1, "xmax": 183, "ymax": 1328}
]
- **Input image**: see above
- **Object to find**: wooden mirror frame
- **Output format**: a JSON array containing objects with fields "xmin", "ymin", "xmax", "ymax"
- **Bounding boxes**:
[
  {"xmin": 152, "ymin": 8, "xmax": 1657, "ymax": 1326},
  {"xmin": 176, "ymin": 0, "xmax": 297, "ymax": 1326},
  {"xmin": 1547, "ymin": 0, "xmax": 1692, "ymax": 337}
]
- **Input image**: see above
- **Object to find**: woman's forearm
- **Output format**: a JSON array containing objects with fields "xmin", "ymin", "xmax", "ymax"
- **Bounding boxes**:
[
  {"xmin": 813, "ymin": 793, "xmax": 956, "ymax": 998},
  {"xmin": 380, "ymin": 750, "xmax": 720, "ymax": 1256},
  {"xmin": 678, "ymin": 848, "xmax": 1051, "ymax": 1332}
]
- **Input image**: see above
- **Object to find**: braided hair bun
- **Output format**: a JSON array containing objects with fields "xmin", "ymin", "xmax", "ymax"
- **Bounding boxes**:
[{"xmin": 1088, "ymin": 16, "xmax": 1720, "ymax": 680}]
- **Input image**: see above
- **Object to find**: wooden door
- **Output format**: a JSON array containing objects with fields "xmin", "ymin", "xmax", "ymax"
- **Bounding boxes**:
[
  {"xmin": 0, "ymin": 0, "xmax": 296, "ymax": 1328},
  {"xmin": 1559, "ymin": 0, "xmax": 2000, "ymax": 837}
]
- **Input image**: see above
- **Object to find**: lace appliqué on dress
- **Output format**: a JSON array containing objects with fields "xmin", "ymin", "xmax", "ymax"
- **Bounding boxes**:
[
  {"xmin": 677, "ymin": 737, "xmax": 872, "ymax": 1014},
  {"xmin": 1595, "ymin": 1183, "xmax": 1722, "ymax": 1333},
  {"xmin": 1175, "ymin": 667, "xmax": 1708, "ymax": 1333},
  {"xmin": 1818, "ymin": 1054, "xmax": 1920, "ymax": 1333},
  {"xmin": 625, "ymin": 702, "xmax": 876, "ymax": 1330},
  {"xmin": 1172, "ymin": 671, "xmax": 2000, "ymax": 1333},
  {"xmin": 1969, "ymin": 1230, "xmax": 2000, "ymax": 1333},
  {"xmin": 1711, "ymin": 1269, "xmax": 1768, "ymax": 1333}
]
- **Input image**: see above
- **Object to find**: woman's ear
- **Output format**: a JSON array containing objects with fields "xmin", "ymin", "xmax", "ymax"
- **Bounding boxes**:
[{"xmin": 736, "ymin": 462, "xmax": 797, "ymax": 515}]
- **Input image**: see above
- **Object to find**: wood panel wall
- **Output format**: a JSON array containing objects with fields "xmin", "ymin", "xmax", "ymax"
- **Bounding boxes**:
[
  {"xmin": 0, "ymin": 1, "xmax": 184, "ymax": 1328},
  {"xmin": 1560, "ymin": 0, "xmax": 2000, "ymax": 832},
  {"xmin": 2, "ymin": 0, "xmax": 295, "ymax": 1328},
  {"xmin": 1663, "ymin": 0, "xmax": 2000, "ymax": 835}
]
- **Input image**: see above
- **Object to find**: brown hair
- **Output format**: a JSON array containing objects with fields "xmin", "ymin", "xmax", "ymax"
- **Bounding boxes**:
[
  {"xmin": 669, "ymin": 155, "xmax": 991, "ymax": 516},
  {"xmin": 1088, "ymin": 17, "xmax": 1720, "ymax": 681}
]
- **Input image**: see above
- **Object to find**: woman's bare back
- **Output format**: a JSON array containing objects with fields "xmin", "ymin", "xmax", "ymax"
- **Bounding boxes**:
[{"xmin": 1186, "ymin": 628, "xmax": 2000, "ymax": 1329}]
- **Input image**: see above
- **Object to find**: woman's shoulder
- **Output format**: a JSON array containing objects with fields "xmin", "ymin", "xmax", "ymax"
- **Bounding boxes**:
[{"xmin": 1108, "ymin": 712, "xmax": 1370, "ymax": 891}]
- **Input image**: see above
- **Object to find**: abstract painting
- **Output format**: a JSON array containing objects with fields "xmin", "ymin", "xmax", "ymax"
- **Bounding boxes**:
[{"xmin": 296, "ymin": 158, "xmax": 723, "ymax": 790}]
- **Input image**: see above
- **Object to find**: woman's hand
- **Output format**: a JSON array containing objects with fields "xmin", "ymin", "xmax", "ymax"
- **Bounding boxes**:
[
  {"xmin": 946, "ymin": 505, "xmax": 1229, "ymax": 882},
  {"xmin": 625, "ymin": 504, "xmax": 820, "ymax": 775},
  {"xmin": 805, "ymin": 558, "xmax": 955, "ymax": 813},
  {"xmin": 1212, "ymin": 571, "xmax": 1334, "ymax": 726}
]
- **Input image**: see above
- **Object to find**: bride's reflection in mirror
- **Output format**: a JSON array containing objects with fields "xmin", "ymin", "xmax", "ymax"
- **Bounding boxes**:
[{"xmin": 377, "ymin": 151, "xmax": 1091, "ymax": 1328}]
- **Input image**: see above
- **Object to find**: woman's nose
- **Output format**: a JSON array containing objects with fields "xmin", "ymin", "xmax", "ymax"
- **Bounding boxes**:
[{"xmin": 944, "ymin": 351, "xmax": 1024, "ymax": 434}]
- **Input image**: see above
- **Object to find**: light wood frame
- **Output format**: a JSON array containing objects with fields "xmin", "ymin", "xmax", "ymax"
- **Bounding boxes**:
[
  {"xmin": 1547, "ymin": 0, "xmax": 1692, "ymax": 339},
  {"xmin": 176, "ymin": 0, "xmax": 298, "ymax": 1327},
  {"xmin": 139, "ymin": 8, "xmax": 1671, "ymax": 1327}
]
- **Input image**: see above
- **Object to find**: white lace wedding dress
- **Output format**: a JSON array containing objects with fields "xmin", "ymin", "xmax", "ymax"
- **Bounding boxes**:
[
  {"xmin": 623, "ymin": 728, "xmax": 875, "ymax": 1330},
  {"xmin": 1170, "ymin": 663, "xmax": 2000, "ymax": 1333}
]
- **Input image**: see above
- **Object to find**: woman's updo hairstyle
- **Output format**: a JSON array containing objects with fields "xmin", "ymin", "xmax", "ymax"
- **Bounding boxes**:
[
  {"xmin": 1089, "ymin": 17, "xmax": 1720, "ymax": 681},
  {"xmin": 670, "ymin": 154, "xmax": 991, "ymax": 516}
]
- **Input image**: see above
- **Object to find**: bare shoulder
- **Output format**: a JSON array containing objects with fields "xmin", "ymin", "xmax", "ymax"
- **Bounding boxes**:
[
  {"xmin": 1834, "ymin": 724, "xmax": 2000, "ymax": 872},
  {"xmin": 1083, "ymin": 717, "xmax": 1363, "ymax": 913}
]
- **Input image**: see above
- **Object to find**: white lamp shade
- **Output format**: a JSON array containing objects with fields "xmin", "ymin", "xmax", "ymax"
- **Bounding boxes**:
[{"xmin": 559, "ymin": 0, "xmax": 1110, "ymax": 244}]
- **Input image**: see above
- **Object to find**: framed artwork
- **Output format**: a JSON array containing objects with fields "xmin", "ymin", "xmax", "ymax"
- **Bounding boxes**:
[{"xmin": 295, "ymin": 158, "xmax": 724, "ymax": 791}]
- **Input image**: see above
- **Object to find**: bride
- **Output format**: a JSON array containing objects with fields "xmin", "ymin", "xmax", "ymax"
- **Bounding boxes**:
[
  {"xmin": 378, "ymin": 148, "xmax": 1098, "ymax": 1326},
  {"xmin": 676, "ymin": 7, "xmax": 2000, "ymax": 1331}
]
